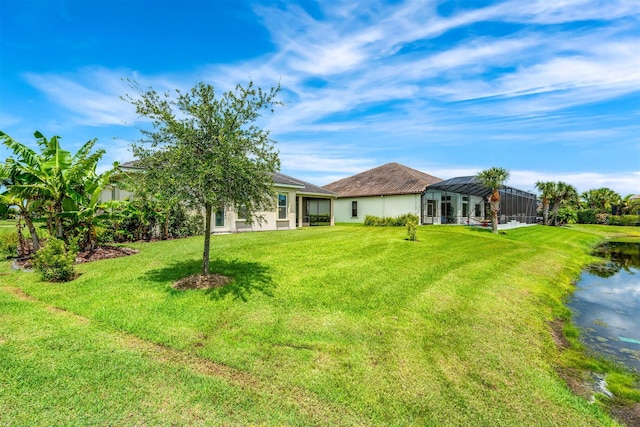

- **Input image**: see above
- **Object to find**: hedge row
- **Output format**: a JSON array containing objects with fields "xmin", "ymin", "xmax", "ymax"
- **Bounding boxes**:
[{"xmin": 364, "ymin": 213, "xmax": 419, "ymax": 227}]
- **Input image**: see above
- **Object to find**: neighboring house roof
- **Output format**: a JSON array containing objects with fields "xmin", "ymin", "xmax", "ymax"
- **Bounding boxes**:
[
  {"xmin": 119, "ymin": 160, "xmax": 145, "ymax": 171},
  {"xmin": 273, "ymin": 172, "xmax": 337, "ymax": 197},
  {"xmin": 630, "ymin": 194, "xmax": 640, "ymax": 200},
  {"xmin": 323, "ymin": 162, "xmax": 442, "ymax": 198}
]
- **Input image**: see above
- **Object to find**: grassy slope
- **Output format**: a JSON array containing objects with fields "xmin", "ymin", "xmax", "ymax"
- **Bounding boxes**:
[{"xmin": 2, "ymin": 224, "xmax": 637, "ymax": 426}]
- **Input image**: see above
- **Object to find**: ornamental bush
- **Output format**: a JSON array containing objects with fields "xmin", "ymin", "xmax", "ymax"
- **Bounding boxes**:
[
  {"xmin": 364, "ymin": 213, "xmax": 419, "ymax": 227},
  {"xmin": 608, "ymin": 215, "xmax": 640, "ymax": 226},
  {"xmin": 33, "ymin": 238, "xmax": 76, "ymax": 282},
  {"xmin": 576, "ymin": 209, "xmax": 596, "ymax": 224},
  {"xmin": 0, "ymin": 232, "xmax": 19, "ymax": 258}
]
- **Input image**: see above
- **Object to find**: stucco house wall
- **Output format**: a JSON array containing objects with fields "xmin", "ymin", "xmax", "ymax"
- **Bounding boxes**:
[
  {"xmin": 212, "ymin": 185, "xmax": 299, "ymax": 233},
  {"xmin": 99, "ymin": 164, "xmax": 335, "ymax": 233}
]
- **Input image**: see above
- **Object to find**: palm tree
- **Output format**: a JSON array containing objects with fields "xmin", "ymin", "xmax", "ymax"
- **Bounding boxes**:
[
  {"xmin": 476, "ymin": 167, "xmax": 510, "ymax": 234},
  {"xmin": 550, "ymin": 182, "xmax": 578, "ymax": 226},
  {"xmin": 622, "ymin": 194, "xmax": 640, "ymax": 215},
  {"xmin": 535, "ymin": 181, "xmax": 556, "ymax": 226}
]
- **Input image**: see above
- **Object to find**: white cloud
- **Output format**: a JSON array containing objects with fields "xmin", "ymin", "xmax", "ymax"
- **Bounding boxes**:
[
  {"xmin": 24, "ymin": 68, "xmax": 138, "ymax": 126},
  {"xmin": 14, "ymin": 0, "xmax": 639, "ymax": 190},
  {"xmin": 509, "ymin": 170, "xmax": 640, "ymax": 196}
]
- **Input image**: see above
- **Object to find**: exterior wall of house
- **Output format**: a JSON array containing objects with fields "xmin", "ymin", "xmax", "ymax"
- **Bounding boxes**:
[
  {"xmin": 210, "ymin": 185, "xmax": 299, "ymax": 233},
  {"xmin": 99, "ymin": 180, "xmax": 333, "ymax": 233},
  {"xmin": 99, "ymin": 186, "xmax": 133, "ymax": 203},
  {"xmin": 334, "ymin": 194, "xmax": 422, "ymax": 223}
]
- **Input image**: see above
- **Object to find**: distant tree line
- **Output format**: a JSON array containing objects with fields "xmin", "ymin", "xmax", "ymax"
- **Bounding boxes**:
[{"xmin": 535, "ymin": 181, "xmax": 639, "ymax": 226}]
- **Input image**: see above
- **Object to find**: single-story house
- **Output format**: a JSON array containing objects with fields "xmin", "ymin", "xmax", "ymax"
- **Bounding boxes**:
[
  {"xmin": 324, "ymin": 163, "xmax": 537, "ymax": 227},
  {"xmin": 101, "ymin": 162, "xmax": 337, "ymax": 232},
  {"xmin": 323, "ymin": 162, "xmax": 442, "ymax": 223}
]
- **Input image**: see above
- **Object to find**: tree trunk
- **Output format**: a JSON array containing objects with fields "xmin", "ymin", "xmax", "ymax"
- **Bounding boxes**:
[
  {"xmin": 21, "ymin": 211, "xmax": 40, "ymax": 252},
  {"xmin": 490, "ymin": 190, "xmax": 500, "ymax": 234},
  {"xmin": 552, "ymin": 204, "xmax": 560, "ymax": 226},
  {"xmin": 54, "ymin": 201, "xmax": 64, "ymax": 239},
  {"xmin": 163, "ymin": 210, "xmax": 169, "ymax": 240},
  {"xmin": 202, "ymin": 203, "xmax": 212, "ymax": 276},
  {"xmin": 491, "ymin": 202, "xmax": 499, "ymax": 234},
  {"xmin": 542, "ymin": 198, "xmax": 550, "ymax": 226}
]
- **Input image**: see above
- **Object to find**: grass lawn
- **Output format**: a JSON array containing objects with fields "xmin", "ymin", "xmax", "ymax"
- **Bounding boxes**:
[{"xmin": 1, "ymin": 224, "xmax": 639, "ymax": 425}]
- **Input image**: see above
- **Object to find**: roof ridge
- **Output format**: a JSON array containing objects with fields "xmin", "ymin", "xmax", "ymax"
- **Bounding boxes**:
[
  {"xmin": 323, "ymin": 162, "xmax": 442, "ymax": 198},
  {"xmin": 396, "ymin": 163, "xmax": 440, "ymax": 183}
]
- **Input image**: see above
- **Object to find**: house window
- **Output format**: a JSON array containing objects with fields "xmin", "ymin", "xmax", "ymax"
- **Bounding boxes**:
[
  {"xmin": 351, "ymin": 201, "xmax": 358, "ymax": 217},
  {"xmin": 237, "ymin": 205, "xmax": 248, "ymax": 221},
  {"xmin": 215, "ymin": 207, "xmax": 225, "ymax": 227},
  {"xmin": 278, "ymin": 193, "xmax": 288, "ymax": 220}
]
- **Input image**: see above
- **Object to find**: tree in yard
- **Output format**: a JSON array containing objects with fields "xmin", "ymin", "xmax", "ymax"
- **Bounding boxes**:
[
  {"xmin": 622, "ymin": 194, "xmax": 640, "ymax": 216},
  {"xmin": 535, "ymin": 181, "xmax": 556, "ymax": 226},
  {"xmin": 124, "ymin": 81, "xmax": 281, "ymax": 276},
  {"xmin": 0, "ymin": 131, "xmax": 105, "ymax": 240},
  {"xmin": 476, "ymin": 167, "xmax": 510, "ymax": 234},
  {"xmin": 60, "ymin": 165, "xmax": 121, "ymax": 251},
  {"xmin": 549, "ymin": 182, "xmax": 578, "ymax": 226},
  {"xmin": 581, "ymin": 187, "xmax": 621, "ymax": 215}
]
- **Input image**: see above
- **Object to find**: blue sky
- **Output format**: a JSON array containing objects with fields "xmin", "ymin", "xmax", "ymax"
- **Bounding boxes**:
[{"xmin": 1, "ymin": 0, "xmax": 639, "ymax": 196}]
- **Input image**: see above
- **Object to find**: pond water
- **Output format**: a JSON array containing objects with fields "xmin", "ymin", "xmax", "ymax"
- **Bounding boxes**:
[{"xmin": 567, "ymin": 241, "xmax": 640, "ymax": 372}]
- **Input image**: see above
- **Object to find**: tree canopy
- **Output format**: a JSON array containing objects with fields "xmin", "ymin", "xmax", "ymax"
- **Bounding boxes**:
[{"xmin": 124, "ymin": 80, "xmax": 281, "ymax": 275}]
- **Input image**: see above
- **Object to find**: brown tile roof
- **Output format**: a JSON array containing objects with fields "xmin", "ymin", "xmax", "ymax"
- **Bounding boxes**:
[{"xmin": 323, "ymin": 163, "xmax": 442, "ymax": 198}]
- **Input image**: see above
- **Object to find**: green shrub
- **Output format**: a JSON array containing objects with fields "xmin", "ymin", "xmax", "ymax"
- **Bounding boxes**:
[
  {"xmin": 0, "ymin": 232, "xmax": 19, "ymax": 258},
  {"xmin": 33, "ymin": 238, "xmax": 77, "ymax": 282},
  {"xmin": 95, "ymin": 226, "xmax": 115, "ymax": 244},
  {"xmin": 577, "ymin": 209, "xmax": 596, "ymax": 224},
  {"xmin": 608, "ymin": 215, "xmax": 640, "ymax": 226},
  {"xmin": 309, "ymin": 214, "xmax": 331, "ymax": 225},
  {"xmin": 364, "ymin": 215, "xmax": 383, "ymax": 226},
  {"xmin": 169, "ymin": 205, "xmax": 204, "ymax": 237},
  {"xmin": 556, "ymin": 207, "xmax": 577, "ymax": 225},
  {"xmin": 364, "ymin": 213, "xmax": 419, "ymax": 227}
]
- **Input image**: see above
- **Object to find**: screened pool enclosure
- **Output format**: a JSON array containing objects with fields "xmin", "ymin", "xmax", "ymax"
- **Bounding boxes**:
[{"xmin": 421, "ymin": 176, "xmax": 537, "ymax": 226}]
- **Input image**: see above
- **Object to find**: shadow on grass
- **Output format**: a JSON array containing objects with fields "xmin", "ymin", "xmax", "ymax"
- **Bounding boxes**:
[{"xmin": 144, "ymin": 258, "xmax": 276, "ymax": 302}]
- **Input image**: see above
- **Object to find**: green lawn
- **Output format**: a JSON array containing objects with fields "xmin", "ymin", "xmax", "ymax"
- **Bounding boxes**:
[{"xmin": 1, "ymin": 224, "xmax": 638, "ymax": 426}]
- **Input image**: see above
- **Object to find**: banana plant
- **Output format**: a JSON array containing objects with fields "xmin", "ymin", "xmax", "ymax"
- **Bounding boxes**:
[
  {"xmin": 59, "ymin": 164, "xmax": 122, "ymax": 251},
  {"xmin": 0, "ymin": 130, "xmax": 105, "ymax": 239}
]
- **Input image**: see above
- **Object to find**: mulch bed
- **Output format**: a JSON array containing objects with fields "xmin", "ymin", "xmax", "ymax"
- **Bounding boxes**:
[
  {"xmin": 172, "ymin": 274, "xmax": 232, "ymax": 290},
  {"xmin": 12, "ymin": 246, "xmax": 139, "ymax": 270},
  {"xmin": 75, "ymin": 246, "xmax": 139, "ymax": 263}
]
